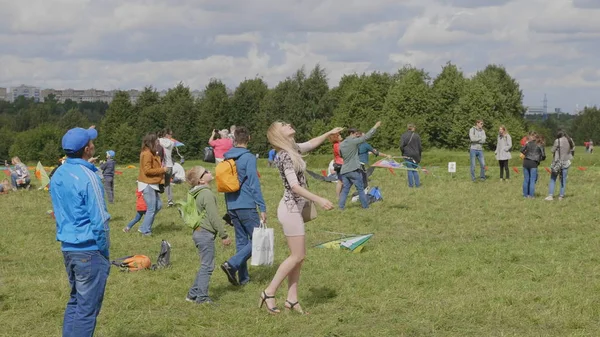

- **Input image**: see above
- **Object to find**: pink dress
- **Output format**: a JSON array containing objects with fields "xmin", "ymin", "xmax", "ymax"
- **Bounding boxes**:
[{"xmin": 275, "ymin": 142, "xmax": 313, "ymax": 237}]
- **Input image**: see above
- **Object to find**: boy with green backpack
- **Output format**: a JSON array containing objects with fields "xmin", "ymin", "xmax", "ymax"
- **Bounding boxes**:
[{"xmin": 178, "ymin": 166, "xmax": 231, "ymax": 304}]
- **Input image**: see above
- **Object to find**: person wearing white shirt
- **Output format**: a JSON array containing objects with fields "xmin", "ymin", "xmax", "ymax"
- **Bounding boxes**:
[{"xmin": 158, "ymin": 128, "xmax": 175, "ymax": 207}]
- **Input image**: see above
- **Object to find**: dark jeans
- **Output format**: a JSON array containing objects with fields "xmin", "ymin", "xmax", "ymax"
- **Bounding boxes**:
[
  {"xmin": 164, "ymin": 167, "xmax": 173, "ymax": 203},
  {"xmin": 227, "ymin": 208, "xmax": 260, "ymax": 284},
  {"xmin": 339, "ymin": 170, "xmax": 368, "ymax": 209},
  {"xmin": 103, "ymin": 176, "xmax": 114, "ymax": 203},
  {"xmin": 498, "ymin": 160, "xmax": 509, "ymax": 179},
  {"xmin": 62, "ymin": 250, "xmax": 110, "ymax": 337},
  {"xmin": 187, "ymin": 228, "xmax": 215, "ymax": 302}
]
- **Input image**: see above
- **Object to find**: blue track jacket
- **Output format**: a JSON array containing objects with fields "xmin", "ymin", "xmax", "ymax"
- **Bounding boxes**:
[
  {"xmin": 50, "ymin": 158, "xmax": 111, "ymax": 258},
  {"xmin": 223, "ymin": 147, "xmax": 266, "ymax": 212}
]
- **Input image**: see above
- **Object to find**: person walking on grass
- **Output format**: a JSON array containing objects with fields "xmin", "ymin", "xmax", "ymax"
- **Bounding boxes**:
[
  {"xmin": 469, "ymin": 120, "xmax": 487, "ymax": 182},
  {"xmin": 158, "ymin": 128, "xmax": 176, "ymax": 207},
  {"xmin": 400, "ymin": 123, "xmax": 422, "ymax": 188},
  {"xmin": 185, "ymin": 166, "xmax": 231, "ymax": 305},
  {"xmin": 259, "ymin": 122, "xmax": 342, "ymax": 315},
  {"xmin": 220, "ymin": 127, "xmax": 267, "ymax": 286},
  {"xmin": 100, "ymin": 150, "xmax": 116, "ymax": 203},
  {"xmin": 357, "ymin": 130, "xmax": 390, "ymax": 189},
  {"xmin": 137, "ymin": 133, "xmax": 166, "ymax": 236},
  {"xmin": 545, "ymin": 131, "xmax": 574, "ymax": 201},
  {"xmin": 329, "ymin": 132, "xmax": 344, "ymax": 198},
  {"xmin": 495, "ymin": 126, "xmax": 512, "ymax": 181},
  {"xmin": 123, "ymin": 189, "xmax": 147, "ymax": 233},
  {"xmin": 520, "ymin": 132, "xmax": 544, "ymax": 198},
  {"xmin": 50, "ymin": 126, "xmax": 111, "ymax": 337},
  {"xmin": 338, "ymin": 122, "xmax": 382, "ymax": 210}
]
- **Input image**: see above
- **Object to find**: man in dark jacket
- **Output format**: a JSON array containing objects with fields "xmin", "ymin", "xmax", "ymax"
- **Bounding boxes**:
[{"xmin": 400, "ymin": 123, "xmax": 422, "ymax": 188}]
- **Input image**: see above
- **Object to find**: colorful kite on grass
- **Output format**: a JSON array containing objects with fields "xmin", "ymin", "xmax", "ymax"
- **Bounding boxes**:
[{"xmin": 315, "ymin": 233, "xmax": 373, "ymax": 253}]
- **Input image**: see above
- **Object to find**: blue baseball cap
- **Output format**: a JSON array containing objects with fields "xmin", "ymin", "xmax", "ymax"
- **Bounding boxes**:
[
  {"xmin": 62, "ymin": 127, "xmax": 98, "ymax": 153},
  {"xmin": 107, "ymin": 150, "xmax": 115, "ymax": 157}
]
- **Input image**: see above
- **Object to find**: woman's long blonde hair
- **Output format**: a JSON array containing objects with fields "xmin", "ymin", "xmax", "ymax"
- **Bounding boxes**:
[{"xmin": 267, "ymin": 122, "xmax": 306, "ymax": 172}]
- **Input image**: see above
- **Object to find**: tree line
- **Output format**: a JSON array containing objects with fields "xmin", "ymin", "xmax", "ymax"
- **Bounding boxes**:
[{"xmin": 2, "ymin": 62, "xmax": 598, "ymax": 165}]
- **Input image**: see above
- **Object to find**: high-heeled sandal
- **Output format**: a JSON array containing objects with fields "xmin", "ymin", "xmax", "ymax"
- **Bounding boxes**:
[
  {"xmin": 258, "ymin": 291, "xmax": 280, "ymax": 314},
  {"xmin": 285, "ymin": 300, "xmax": 308, "ymax": 314}
]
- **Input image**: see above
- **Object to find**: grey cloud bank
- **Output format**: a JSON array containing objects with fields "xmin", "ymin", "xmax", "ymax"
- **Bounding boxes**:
[{"xmin": 0, "ymin": 0, "xmax": 598, "ymax": 111}]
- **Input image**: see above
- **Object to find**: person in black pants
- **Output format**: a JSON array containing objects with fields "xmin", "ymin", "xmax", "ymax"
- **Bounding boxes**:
[{"xmin": 495, "ymin": 125, "xmax": 512, "ymax": 181}]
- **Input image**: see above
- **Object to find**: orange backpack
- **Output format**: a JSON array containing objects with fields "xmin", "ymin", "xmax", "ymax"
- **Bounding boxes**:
[
  {"xmin": 111, "ymin": 255, "xmax": 152, "ymax": 272},
  {"xmin": 215, "ymin": 157, "xmax": 248, "ymax": 193}
]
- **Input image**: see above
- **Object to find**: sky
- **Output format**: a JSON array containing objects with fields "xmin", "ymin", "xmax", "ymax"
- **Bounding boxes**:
[{"xmin": 0, "ymin": 0, "xmax": 598, "ymax": 112}]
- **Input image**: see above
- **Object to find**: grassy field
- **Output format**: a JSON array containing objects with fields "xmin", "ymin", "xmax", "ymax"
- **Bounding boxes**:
[{"xmin": 1, "ymin": 149, "xmax": 600, "ymax": 336}]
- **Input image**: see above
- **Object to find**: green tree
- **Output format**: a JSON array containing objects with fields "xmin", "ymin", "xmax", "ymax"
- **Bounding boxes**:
[
  {"xmin": 197, "ymin": 79, "xmax": 231, "ymax": 150},
  {"xmin": 228, "ymin": 78, "xmax": 269, "ymax": 154},
  {"xmin": 161, "ymin": 83, "xmax": 197, "ymax": 158},
  {"xmin": 99, "ymin": 91, "xmax": 134, "ymax": 153},
  {"xmin": 430, "ymin": 62, "xmax": 467, "ymax": 148},
  {"xmin": 58, "ymin": 108, "xmax": 90, "ymax": 130},
  {"xmin": 381, "ymin": 66, "xmax": 433, "ymax": 148},
  {"xmin": 331, "ymin": 72, "xmax": 393, "ymax": 148},
  {"xmin": 570, "ymin": 107, "xmax": 600, "ymax": 144},
  {"xmin": 9, "ymin": 124, "xmax": 63, "ymax": 165}
]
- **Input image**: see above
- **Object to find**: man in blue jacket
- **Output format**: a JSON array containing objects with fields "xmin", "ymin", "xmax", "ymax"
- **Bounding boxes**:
[
  {"xmin": 220, "ymin": 127, "xmax": 266, "ymax": 286},
  {"xmin": 50, "ymin": 126, "xmax": 111, "ymax": 337}
]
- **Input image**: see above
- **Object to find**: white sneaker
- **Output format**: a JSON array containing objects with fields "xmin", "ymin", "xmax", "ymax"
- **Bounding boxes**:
[{"xmin": 544, "ymin": 196, "xmax": 554, "ymax": 201}]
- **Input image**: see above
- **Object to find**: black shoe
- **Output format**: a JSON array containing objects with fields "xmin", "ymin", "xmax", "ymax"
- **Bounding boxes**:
[{"xmin": 220, "ymin": 262, "xmax": 239, "ymax": 286}]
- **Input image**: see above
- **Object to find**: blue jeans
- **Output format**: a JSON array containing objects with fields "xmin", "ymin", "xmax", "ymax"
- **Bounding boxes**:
[
  {"xmin": 406, "ymin": 162, "xmax": 420, "ymax": 188},
  {"xmin": 227, "ymin": 208, "xmax": 260, "ymax": 284},
  {"xmin": 62, "ymin": 250, "xmax": 110, "ymax": 337},
  {"xmin": 548, "ymin": 168, "xmax": 569, "ymax": 197},
  {"xmin": 522, "ymin": 167, "xmax": 538, "ymax": 197},
  {"xmin": 188, "ymin": 228, "xmax": 215, "ymax": 302},
  {"xmin": 139, "ymin": 186, "xmax": 162, "ymax": 234},
  {"xmin": 126, "ymin": 211, "xmax": 146, "ymax": 230},
  {"xmin": 469, "ymin": 149, "xmax": 486, "ymax": 181},
  {"xmin": 339, "ymin": 170, "xmax": 368, "ymax": 209},
  {"xmin": 11, "ymin": 173, "xmax": 30, "ymax": 188}
]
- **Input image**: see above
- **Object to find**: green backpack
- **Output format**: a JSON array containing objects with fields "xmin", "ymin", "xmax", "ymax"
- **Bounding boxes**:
[{"xmin": 176, "ymin": 188, "xmax": 207, "ymax": 230}]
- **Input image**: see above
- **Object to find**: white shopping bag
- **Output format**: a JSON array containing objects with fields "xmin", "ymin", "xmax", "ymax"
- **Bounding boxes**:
[{"xmin": 251, "ymin": 222, "xmax": 274, "ymax": 266}]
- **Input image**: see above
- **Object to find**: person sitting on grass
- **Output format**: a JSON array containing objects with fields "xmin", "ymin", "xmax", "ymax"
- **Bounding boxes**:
[
  {"xmin": 0, "ymin": 179, "xmax": 10, "ymax": 194},
  {"xmin": 6, "ymin": 157, "xmax": 30, "ymax": 191},
  {"xmin": 185, "ymin": 166, "xmax": 231, "ymax": 305}
]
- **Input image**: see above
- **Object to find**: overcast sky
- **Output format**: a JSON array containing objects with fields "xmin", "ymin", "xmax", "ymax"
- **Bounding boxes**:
[{"xmin": 0, "ymin": 0, "xmax": 598, "ymax": 111}]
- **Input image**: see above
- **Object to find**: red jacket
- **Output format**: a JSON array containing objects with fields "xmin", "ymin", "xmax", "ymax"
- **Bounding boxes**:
[{"xmin": 136, "ymin": 190, "xmax": 147, "ymax": 211}]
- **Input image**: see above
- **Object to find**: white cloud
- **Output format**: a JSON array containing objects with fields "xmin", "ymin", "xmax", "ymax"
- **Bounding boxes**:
[{"xmin": 0, "ymin": 0, "xmax": 599, "ymax": 109}]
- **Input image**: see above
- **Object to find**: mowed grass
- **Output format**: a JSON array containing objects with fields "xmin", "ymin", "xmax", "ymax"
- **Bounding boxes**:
[{"xmin": 2, "ymin": 149, "xmax": 600, "ymax": 336}]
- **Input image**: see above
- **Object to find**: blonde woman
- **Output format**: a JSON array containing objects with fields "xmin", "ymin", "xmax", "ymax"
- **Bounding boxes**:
[
  {"xmin": 260, "ymin": 122, "xmax": 343, "ymax": 314},
  {"xmin": 495, "ymin": 126, "xmax": 512, "ymax": 181},
  {"xmin": 5, "ymin": 157, "xmax": 30, "ymax": 190}
]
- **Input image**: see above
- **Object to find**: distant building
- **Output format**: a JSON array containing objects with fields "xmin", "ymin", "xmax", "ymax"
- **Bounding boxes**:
[
  {"xmin": 0, "ymin": 88, "xmax": 7, "ymax": 101},
  {"xmin": 41, "ymin": 88, "xmax": 117, "ymax": 103},
  {"xmin": 11, "ymin": 85, "xmax": 41, "ymax": 102}
]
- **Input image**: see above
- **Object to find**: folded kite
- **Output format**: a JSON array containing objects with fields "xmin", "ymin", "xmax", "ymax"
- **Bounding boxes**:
[{"xmin": 315, "ymin": 234, "xmax": 373, "ymax": 253}]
